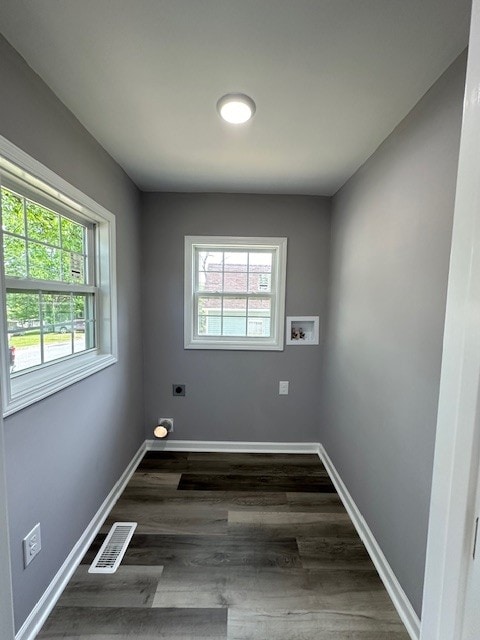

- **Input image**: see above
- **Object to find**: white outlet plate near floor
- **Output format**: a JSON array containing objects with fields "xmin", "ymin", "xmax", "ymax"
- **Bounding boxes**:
[{"xmin": 23, "ymin": 523, "xmax": 41, "ymax": 568}]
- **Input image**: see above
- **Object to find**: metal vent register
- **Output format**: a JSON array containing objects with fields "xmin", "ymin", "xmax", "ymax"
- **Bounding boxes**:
[{"xmin": 88, "ymin": 522, "xmax": 137, "ymax": 574}]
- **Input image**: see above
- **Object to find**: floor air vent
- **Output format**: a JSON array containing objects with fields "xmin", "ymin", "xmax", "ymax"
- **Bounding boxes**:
[{"xmin": 88, "ymin": 522, "xmax": 137, "ymax": 574}]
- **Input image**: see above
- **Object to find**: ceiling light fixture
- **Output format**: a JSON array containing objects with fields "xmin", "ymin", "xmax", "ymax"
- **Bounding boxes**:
[{"xmin": 217, "ymin": 93, "xmax": 256, "ymax": 124}]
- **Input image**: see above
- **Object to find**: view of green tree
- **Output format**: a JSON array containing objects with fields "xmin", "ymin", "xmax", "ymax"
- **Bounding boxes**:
[
  {"xmin": 7, "ymin": 290, "xmax": 89, "ymax": 332},
  {"xmin": 1, "ymin": 188, "xmax": 24, "ymax": 235},
  {"xmin": 6, "ymin": 292, "xmax": 39, "ymax": 326},
  {"xmin": 29, "ymin": 242, "xmax": 61, "ymax": 281},
  {"xmin": 43, "ymin": 293, "xmax": 70, "ymax": 321},
  {"xmin": 3, "ymin": 236, "xmax": 26, "ymax": 277},
  {"xmin": 1, "ymin": 186, "xmax": 89, "ymax": 327},
  {"xmin": 61, "ymin": 216, "xmax": 84, "ymax": 253},
  {"xmin": 26, "ymin": 201, "xmax": 60, "ymax": 244}
]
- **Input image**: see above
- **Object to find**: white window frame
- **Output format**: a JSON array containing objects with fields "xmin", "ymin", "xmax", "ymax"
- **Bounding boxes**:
[
  {"xmin": 184, "ymin": 235, "xmax": 287, "ymax": 350},
  {"xmin": 0, "ymin": 135, "xmax": 117, "ymax": 416}
]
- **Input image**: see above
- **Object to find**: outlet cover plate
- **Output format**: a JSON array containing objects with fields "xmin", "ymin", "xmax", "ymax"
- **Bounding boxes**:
[
  {"xmin": 23, "ymin": 523, "xmax": 41, "ymax": 568},
  {"xmin": 279, "ymin": 381, "xmax": 289, "ymax": 395}
]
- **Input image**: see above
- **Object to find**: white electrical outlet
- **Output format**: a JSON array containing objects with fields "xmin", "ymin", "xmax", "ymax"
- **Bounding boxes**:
[
  {"xmin": 23, "ymin": 523, "xmax": 41, "ymax": 568},
  {"xmin": 279, "ymin": 381, "xmax": 289, "ymax": 395}
]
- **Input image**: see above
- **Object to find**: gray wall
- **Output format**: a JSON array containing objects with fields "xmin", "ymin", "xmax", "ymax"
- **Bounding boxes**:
[
  {"xmin": 0, "ymin": 408, "xmax": 14, "ymax": 640},
  {"xmin": 141, "ymin": 193, "xmax": 330, "ymax": 443},
  {"xmin": 0, "ymin": 35, "xmax": 145, "ymax": 630},
  {"xmin": 320, "ymin": 52, "xmax": 466, "ymax": 616}
]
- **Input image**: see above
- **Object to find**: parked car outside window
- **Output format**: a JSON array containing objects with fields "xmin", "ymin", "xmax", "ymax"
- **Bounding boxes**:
[{"xmin": 48, "ymin": 319, "xmax": 86, "ymax": 334}]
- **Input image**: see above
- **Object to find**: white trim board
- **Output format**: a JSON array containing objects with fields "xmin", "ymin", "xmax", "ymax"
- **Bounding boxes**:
[
  {"xmin": 146, "ymin": 439, "xmax": 320, "ymax": 454},
  {"xmin": 15, "ymin": 441, "xmax": 146, "ymax": 640},
  {"xmin": 318, "ymin": 444, "xmax": 420, "ymax": 640}
]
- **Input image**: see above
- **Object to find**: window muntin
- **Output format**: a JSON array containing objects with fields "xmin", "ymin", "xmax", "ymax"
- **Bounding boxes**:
[
  {"xmin": 0, "ymin": 134, "xmax": 117, "ymax": 416},
  {"xmin": 185, "ymin": 236, "xmax": 287, "ymax": 350}
]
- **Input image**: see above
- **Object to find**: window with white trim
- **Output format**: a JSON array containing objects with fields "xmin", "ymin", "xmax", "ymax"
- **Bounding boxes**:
[
  {"xmin": 0, "ymin": 136, "xmax": 117, "ymax": 416},
  {"xmin": 184, "ymin": 236, "xmax": 287, "ymax": 350}
]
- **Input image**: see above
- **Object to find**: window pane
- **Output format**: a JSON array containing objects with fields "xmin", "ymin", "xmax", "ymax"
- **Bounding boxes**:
[
  {"xmin": 26, "ymin": 201, "xmax": 60, "ymax": 246},
  {"xmin": 248, "ymin": 272, "xmax": 271, "ymax": 293},
  {"xmin": 198, "ymin": 296, "xmax": 221, "ymax": 314},
  {"xmin": 3, "ymin": 235, "xmax": 27, "ymax": 277},
  {"xmin": 198, "ymin": 297, "xmax": 221, "ymax": 330},
  {"xmin": 202, "ymin": 316, "xmax": 221, "ymax": 336},
  {"xmin": 224, "ymin": 297, "xmax": 247, "ymax": 312},
  {"xmin": 1, "ymin": 188, "xmax": 25, "ymax": 236},
  {"xmin": 198, "ymin": 296, "xmax": 221, "ymax": 336},
  {"xmin": 248, "ymin": 297, "xmax": 271, "ymax": 315},
  {"xmin": 44, "ymin": 331, "xmax": 73, "ymax": 363},
  {"xmin": 61, "ymin": 250, "xmax": 85, "ymax": 284},
  {"xmin": 197, "ymin": 314, "xmax": 208, "ymax": 335},
  {"xmin": 249, "ymin": 252, "xmax": 272, "ymax": 272},
  {"xmin": 247, "ymin": 317, "xmax": 271, "ymax": 337},
  {"xmin": 198, "ymin": 250, "xmax": 223, "ymax": 272},
  {"xmin": 9, "ymin": 331, "xmax": 41, "ymax": 373},
  {"xmin": 224, "ymin": 251, "xmax": 248, "ymax": 272},
  {"xmin": 74, "ymin": 294, "xmax": 86, "ymax": 322},
  {"xmin": 76, "ymin": 320, "xmax": 95, "ymax": 353},
  {"xmin": 7, "ymin": 291, "xmax": 41, "ymax": 372},
  {"xmin": 223, "ymin": 297, "xmax": 247, "ymax": 336},
  {"xmin": 61, "ymin": 251, "xmax": 75, "ymax": 284},
  {"xmin": 6, "ymin": 291, "xmax": 39, "ymax": 329},
  {"xmin": 223, "ymin": 316, "xmax": 246, "ymax": 336},
  {"xmin": 29, "ymin": 242, "xmax": 61, "ymax": 281},
  {"xmin": 42, "ymin": 293, "xmax": 72, "ymax": 331},
  {"xmin": 41, "ymin": 293, "xmax": 72, "ymax": 362},
  {"xmin": 224, "ymin": 272, "xmax": 247, "ymax": 292},
  {"xmin": 198, "ymin": 270, "xmax": 222, "ymax": 292},
  {"xmin": 61, "ymin": 216, "xmax": 84, "ymax": 253},
  {"xmin": 73, "ymin": 294, "xmax": 95, "ymax": 352}
]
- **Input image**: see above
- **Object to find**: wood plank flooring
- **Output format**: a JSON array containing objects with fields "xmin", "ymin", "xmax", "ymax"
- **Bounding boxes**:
[{"xmin": 37, "ymin": 451, "xmax": 409, "ymax": 639}]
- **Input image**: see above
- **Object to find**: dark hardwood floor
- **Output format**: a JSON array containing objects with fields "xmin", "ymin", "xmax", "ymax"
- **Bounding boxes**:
[{"xmin": 37, "ymin": 451, "xmax": 410, "ymax": 639}]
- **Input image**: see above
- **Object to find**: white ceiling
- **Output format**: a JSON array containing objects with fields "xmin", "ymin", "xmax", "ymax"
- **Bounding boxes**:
[{"xmin": 0, "ymin": 0, "xmax": 471, "ymax": 195}]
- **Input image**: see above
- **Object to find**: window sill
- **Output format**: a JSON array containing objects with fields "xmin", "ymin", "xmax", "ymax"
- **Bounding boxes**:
[
  {"xmin": 185, "ymin": 336, "xmax": 284, "ymax": 351},
  {"xmin": 3, "ymin": 351, "xmax": 117, "ymax": 417}
]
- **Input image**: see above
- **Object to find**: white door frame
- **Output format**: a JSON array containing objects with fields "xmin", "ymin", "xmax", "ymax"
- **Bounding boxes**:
[
  {"xmin": 421, "ymin": 0, "xmax": 480, "ymax": 637},
  {"xmin": 0, "ymin": 386, "xmax": 15, "ymax": 638},
  {"xmin": 461, "ymin": 465, "xmax": 480, "ymax": 637}
]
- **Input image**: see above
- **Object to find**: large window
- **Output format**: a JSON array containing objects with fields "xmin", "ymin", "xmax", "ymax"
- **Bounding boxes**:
[
  {"xmin": 0, "ymin": 136, "xmax": 117, "ymax": 416},
  {"xmin": 184, "ymin": 236, "xmax": 287, "ymax": 350}
]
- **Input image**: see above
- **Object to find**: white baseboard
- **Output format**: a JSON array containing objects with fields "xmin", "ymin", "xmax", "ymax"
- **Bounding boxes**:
[
  {"xmin": 146, "ymin": 439, "xmax": 320, "ymax": 454},
  {"xmin": 318, "ymin": 444, "xmax": 420, "ymax": 640},
  {"xmin": 15, "ymin": 441, "xmax": 146, "ymax": 640}
]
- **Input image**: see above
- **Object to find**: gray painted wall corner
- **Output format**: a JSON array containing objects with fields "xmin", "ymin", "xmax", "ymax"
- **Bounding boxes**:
[{"xmin": 320, "ymin": 52, "xmax": 467, "ymax": 616}]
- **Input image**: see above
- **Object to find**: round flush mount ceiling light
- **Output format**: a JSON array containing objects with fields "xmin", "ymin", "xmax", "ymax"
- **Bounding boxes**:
[{"xmin": 217, "ymin": 93, "xmax": 256, "ymax": 124}]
